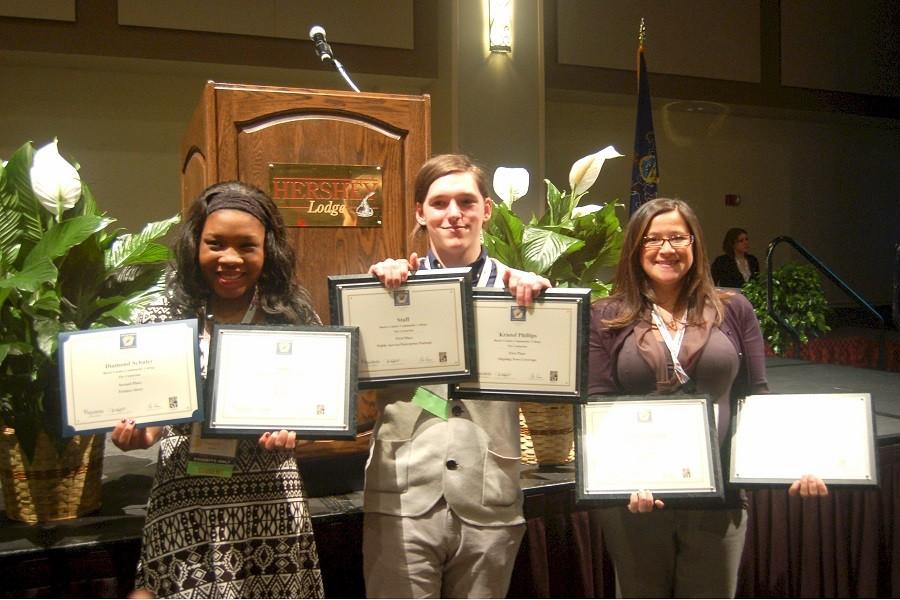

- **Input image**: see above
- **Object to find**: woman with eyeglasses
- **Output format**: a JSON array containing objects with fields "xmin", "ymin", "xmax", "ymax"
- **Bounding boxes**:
[
  {"xmin": 711, "ymin": 227, "xmax": 759, "ymax": 288},
  {"xmin": 588, "ymin": 198, "xmax": 826, "ymax": 598}
]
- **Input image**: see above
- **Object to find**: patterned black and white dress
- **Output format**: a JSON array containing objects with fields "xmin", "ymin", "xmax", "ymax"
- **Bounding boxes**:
[{"xmin": 135, "ymin": 302, "xmax": 324, "ymax": 598}]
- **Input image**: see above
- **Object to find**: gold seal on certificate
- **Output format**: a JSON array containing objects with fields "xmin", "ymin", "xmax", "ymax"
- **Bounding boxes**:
[
  {"xmin": 575, "ymin": 396, "xmax": 724, "ymax": 503},
  {"xmin": 454, "ymin": 288, "xmax": 590, "ymax": 402},
  {"xmin": 58, "ymin": 319, "xmax": 202, "ymax": 435},
  {"xmin": 730, "ymin": 393, "xmax": 878, "ymax": 486},
  {"xmin": 328, "ymin": 268, "xmax": 475, "ymax": 388},
  {"xmin": 203, "ymin": 324, "xmax": 358, "ymax": 439}
]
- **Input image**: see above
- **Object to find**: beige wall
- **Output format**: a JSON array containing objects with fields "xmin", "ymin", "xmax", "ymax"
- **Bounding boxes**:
[{"xmin": 1, "ymin": 0, "xmax": 897, "ymax": 306}]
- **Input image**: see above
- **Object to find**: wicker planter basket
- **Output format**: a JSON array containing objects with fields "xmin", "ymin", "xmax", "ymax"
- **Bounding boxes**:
[
  {"xmin": 519, "ymin": 402, "xmax": 575, "ymax": 466},
  {"xmin": 0, "ymin": 427, "xmax": 104, "ymax": 524}
]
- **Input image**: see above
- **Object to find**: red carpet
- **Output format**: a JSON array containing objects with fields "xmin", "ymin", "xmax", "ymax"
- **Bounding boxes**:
[{"xmin": 766, "ymin": 328, "xmax": 900, "ymax": 372}]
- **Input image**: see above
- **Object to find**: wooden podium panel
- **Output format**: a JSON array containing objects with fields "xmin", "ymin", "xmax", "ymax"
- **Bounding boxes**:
[
  {"xmin": 181, "ymin": 82, "xmax": 430, "ymax": 320},
  {"xmin": 180, "ymin": 82, "xmax": 430, "ymax": 475}
]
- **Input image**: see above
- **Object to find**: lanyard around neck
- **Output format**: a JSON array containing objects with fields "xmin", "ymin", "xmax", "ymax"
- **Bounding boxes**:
[
  {"xmin": 203, "ymin": 298, "xmax": 258, "ymax": 329},
  {"xmin": 651, "ymin": 305, "xmax": 691, "ymax": 385}
]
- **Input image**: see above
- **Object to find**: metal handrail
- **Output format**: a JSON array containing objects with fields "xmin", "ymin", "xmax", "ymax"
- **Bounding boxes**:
[{"xmin": 766, "ymin": 236, "xmax": 887, "ymax": 367}]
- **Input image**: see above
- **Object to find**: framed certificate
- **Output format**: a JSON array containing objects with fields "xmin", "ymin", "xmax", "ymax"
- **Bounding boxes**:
[
  {"xmin": 730, "ymin": 393, "xmax": 878, "ymax": 486},
  {"xmin": 202, "ymin": 324, "xmax": 358, "ymax": 439},
  {"xmin": 328, "ymin": 268, "xmax": 475, "ymax": 388},
  {"xmin": 452, "ymin": 287, "xmax": 590, "ymax": 402},
  {"xmin": 575, "ymin": 395, "xmax": 724, "ymax": 503},
  {"xmin": 58, "ymin": 319, "xmax": 202, "ymax": 436}
]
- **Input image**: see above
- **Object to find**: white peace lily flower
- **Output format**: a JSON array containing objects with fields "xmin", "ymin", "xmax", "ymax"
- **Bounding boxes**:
[
  {"xmin": 492, "ymin": 167, "xmax": 529, "ymax": 206},
  {"xmin": 30, "ymin": 139, "xmax": 81, "ymax": 217},
  {"xmin": 568, "ymin": 145, "xmax": 623, "ymax": 196},
  {"xmin": 571, "ymin": 204, "xmax": 603, "ymax": 218}
]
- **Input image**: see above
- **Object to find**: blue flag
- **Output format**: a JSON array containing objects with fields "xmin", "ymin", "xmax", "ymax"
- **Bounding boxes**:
[{"xmin": 630, "ymin": 46, "xmax": 659, "ymax": 214}]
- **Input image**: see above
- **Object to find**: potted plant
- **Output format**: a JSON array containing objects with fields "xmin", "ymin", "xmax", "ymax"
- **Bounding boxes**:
[
  {"xmin": 741, "ymin": 263, "xmax": 831, "ymax": 356},
  {"xmin": 484, "ymin": 146, "xmax": 625, "ymax": 465},
  {"xmin": 0, "ymin": 139, "xmax": 178, "ymax": 522},
  {"xmin": 484, "ymin": 146, "xmax": 625, "ymax": 298}
]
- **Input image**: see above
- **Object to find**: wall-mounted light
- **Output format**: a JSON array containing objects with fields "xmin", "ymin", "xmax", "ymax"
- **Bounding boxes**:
[{"xmin": 489, "ymin": 0, "xmax": 512, "ymax": 53}]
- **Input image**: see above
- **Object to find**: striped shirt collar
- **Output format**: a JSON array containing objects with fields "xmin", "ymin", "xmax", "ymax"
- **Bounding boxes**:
[{"xmin": 420, "ymin": 247, "xmax": 499, "ymax": 287}]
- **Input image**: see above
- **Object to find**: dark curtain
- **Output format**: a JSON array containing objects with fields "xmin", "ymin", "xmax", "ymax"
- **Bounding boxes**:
[
  {"xmin": 738, "ymin": 442, "xmax": 898, "ymax": 598},
  {"xmin": 3, "ymin": 444, "xmax": 897, "ymax": 598},
  {"xmin": 514, "ymin": 443, "xmax": 898, "ymax": 599}
]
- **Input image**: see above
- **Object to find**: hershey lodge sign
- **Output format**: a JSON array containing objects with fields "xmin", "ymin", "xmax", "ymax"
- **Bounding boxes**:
[{"xmin": 269, "ymin": 163, "xmax": 383, "ymax": 228}]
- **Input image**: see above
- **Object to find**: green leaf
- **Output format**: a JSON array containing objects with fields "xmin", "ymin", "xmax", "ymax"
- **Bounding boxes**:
[
  {"xmin": 114, "ymin": 241, "xmax": 170, "ymax": 267},
  {"xmin": 589, "ymin": 281, "xmax": 614, "ymax": 300},
  {"xmin": 57, "ymin": 234, "xmax": 107, "ymax": 326},
  {"xmin": 483, "ymin": 203, "xmax": 525, "ymax": 269},
  {"xmin": 77, "ymin": 182, "xmax": 99, "ymax": 217},
  {"xmin": 22, "ymin": 215, "xmax": 108, "ymax": 269},
  {"xmin": 547, "ymin": 260, "xmax": 577, "ymax": 285},
  {"xmin": 742, "ymin": 263, "xmax": 830, "ymax": 355},
  {"xmin": 0, "ymin": 258, "xmax": 57, "ymax": 292},
  {"xmin": 33, "ymin": 316, "xmax": 61, "ymax": 358},
  {"xmin": 521, "ymin": 227, "xmax": 584, "ymax": 274},
  {"xmin": 481, "ymin": 232, "xmax": 514, "ymax": 268},
  {"xmin": 28, "ymin": 288, "xmax": 61, "ymax": 315},
  {"xmin": 1, "ymin": 341, "xmax": 34, "ymax": 357},
  {"xmin": 0, "ymin": 201, "xmax": 21, "ymax": 259},
  {"xmin": 542, "ymin": 179, "xmax": 566, "ymax": 227},
  {"xmin": 96, "ymin": 297, "xmax": 149, "ymax": 324},
  {"xmin": 104, "ymin": 215, "xmax": 178, "ymax": 271},
  {"xmin": 3, "ymin": 143, "xmax": 45, "ymax": 246},
  {"xmin": 0, "ymin": 242, "xmax": 21, "ymax": 274}
]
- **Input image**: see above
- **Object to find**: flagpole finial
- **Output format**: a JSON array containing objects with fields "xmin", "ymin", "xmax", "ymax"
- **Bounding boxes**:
[{"xmin": 638, "ymin": 18, "xmax": 646, "ymax": 48}]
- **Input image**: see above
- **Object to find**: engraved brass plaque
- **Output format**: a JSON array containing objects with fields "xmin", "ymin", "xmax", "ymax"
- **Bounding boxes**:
[{"xmin": 269, "ymin": 163, "xmax": 383, "ymax": 228}]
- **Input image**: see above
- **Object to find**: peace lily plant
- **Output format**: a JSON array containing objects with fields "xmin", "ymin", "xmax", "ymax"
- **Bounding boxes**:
[
  {"xmin": 0, "ymin": 139, "xmax": 179, "ymax": 460},
  {"xmin": 484, "ymin": 146, "xmax": 625, "ymax": 298}
]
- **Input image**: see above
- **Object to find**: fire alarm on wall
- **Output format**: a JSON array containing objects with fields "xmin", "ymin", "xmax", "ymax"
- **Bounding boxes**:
[{"xmin": 725, "ymin": 194, "xmax": 741, "ymax": 206}]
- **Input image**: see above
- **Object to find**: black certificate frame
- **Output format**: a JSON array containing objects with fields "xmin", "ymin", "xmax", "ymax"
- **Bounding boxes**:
[
  {"xmin": 328, "ymin": 268, "xmax": 476, "ymax": 389},
  {"xmin": 574, "ymin": 394, "xmax": 724, "ymax": 505},
  {"xmin": 729, "ymin": 393, "xmax": 879, "ymax": 487},
  {"xmin": 451, "ymin": 287, "xmax": 591, "ymax": 403},
  {"xmin": 202, "ymin": 324, "xmax": 358, "ymax": 440},
  {"xmin": 58, "ymin": 318, "xmax": 203, "ymax": 436}
]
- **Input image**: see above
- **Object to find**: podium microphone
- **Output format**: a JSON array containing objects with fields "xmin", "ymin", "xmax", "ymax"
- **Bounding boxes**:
[
  {"xmin": 308, "ymin": 25, "xmax": 361, "ymax": 93},
  {"xmin": 309, "ymin": 25, "xmax": 334, "ymax": 62}
]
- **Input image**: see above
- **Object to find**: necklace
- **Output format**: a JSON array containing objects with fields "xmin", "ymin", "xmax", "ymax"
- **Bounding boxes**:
[{"xmin": 652, "ymin": 304, "xmax": 686, "ymax": 331}]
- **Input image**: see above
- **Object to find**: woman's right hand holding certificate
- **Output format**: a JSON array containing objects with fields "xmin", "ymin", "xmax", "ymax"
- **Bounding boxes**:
[
  {"xmin": 111, "ymin": 419, "xmax": 162, "ymax": 451},
  {"xmin": 628, "ymin": 489, "xmax": 665, "ymax": 513}
]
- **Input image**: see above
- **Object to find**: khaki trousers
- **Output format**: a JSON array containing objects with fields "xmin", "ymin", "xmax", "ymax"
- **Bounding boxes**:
[
  {"xmin": 363, "ymin": 499, "xmax": 525, "ymax": 598},
  {"xmin": 598, "ymin": 506, "xmax": 748, "ymax": 598}
]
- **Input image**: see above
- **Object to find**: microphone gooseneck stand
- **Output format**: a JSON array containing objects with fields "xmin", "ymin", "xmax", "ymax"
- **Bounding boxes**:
[
  {"xmin": 309, "ymin": 25, "xmax": 361, "ymax": 93},
  {"xmin": 331, "ymin": 58, "xmax": 361, "ymax": 93}
]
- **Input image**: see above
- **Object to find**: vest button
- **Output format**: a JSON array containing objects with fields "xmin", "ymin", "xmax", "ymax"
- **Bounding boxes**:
[
  {"xmin": 451, "ymin": 405, "xmax": 463, "ymax": 417},
  {"xmin": 446, "ymin": 459, "xmax": 458, "ymax": 470}
]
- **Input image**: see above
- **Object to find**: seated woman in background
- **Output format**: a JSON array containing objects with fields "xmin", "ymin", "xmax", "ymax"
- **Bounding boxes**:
[
  {"xmin": 112, "ymin": 181, "xmax": 324, "ymax": 599},
  {"xmin": 711, "ymin": 227, "xmax": 759, "ymax": 288},
  {"xmin": 588, "ymin": 198, "xmax": 826, "ymax": 598}
]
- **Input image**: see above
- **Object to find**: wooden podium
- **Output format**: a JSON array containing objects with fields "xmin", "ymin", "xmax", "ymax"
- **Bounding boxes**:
[{"xmin": 180, "ymin": 81, "xmax": 430, "ymax": 493}]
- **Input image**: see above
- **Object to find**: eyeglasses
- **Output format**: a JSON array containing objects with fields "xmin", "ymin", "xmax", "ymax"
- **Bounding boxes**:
[{"xmin": 642, "ymin": 234, "xmax": 694, "ymax": 248}]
